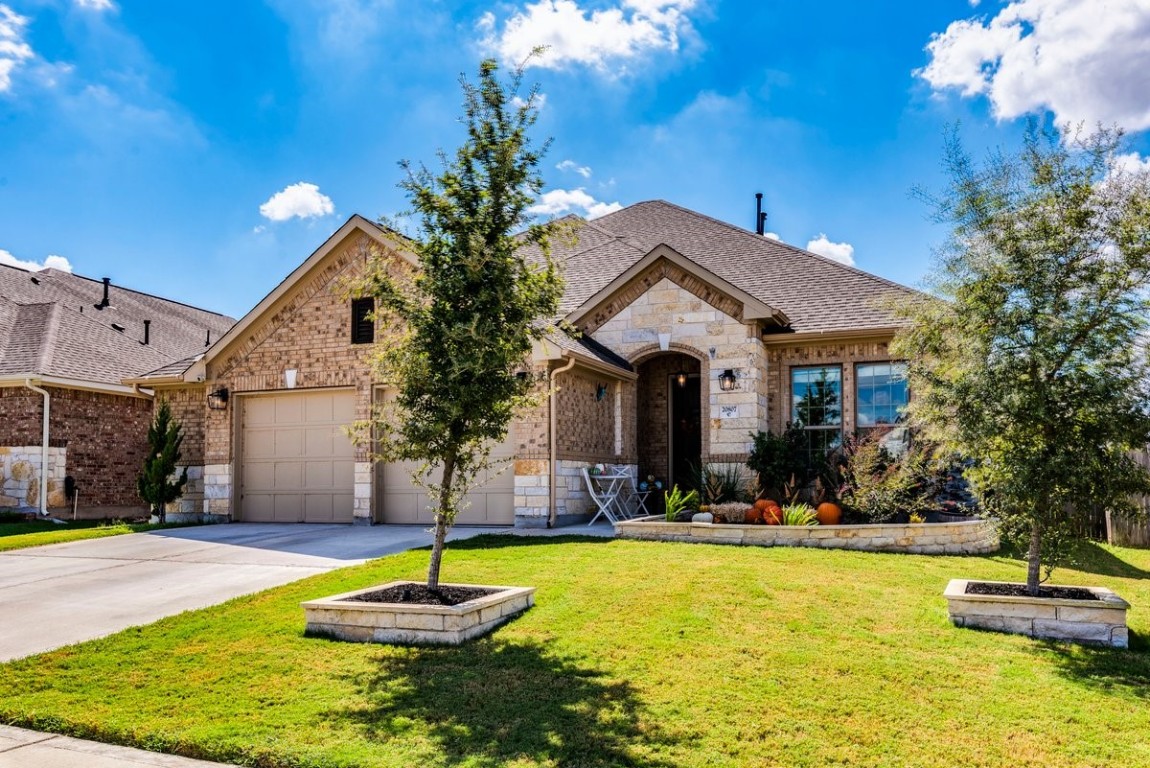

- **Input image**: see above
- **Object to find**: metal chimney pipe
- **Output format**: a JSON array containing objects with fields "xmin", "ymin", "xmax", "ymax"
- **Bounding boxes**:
[
  {"xmin": 96, "ymin": 277, "xmax": 110, "ymax": 310},
  {"xmin": 205, "ymin": 329, "xmax": 211, "ymax": 347},
  {"xmin": 142, "ymin": 319, "xmax": 151, "ymax": 346},
  {"xmin": 755, "ymin": 193, "xmax": 764, "ymax": 235}
]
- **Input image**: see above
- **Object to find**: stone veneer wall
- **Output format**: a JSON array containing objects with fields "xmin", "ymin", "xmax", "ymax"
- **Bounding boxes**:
[
  {"xmin": 202, "ymin": 234, "xmax": 391, "ymax": 522},
  {"xmin": 0, "ymin": 446, "xmax": 67, "ymax": 509},
  {"xmin": 590, "ymin": 277, "xmax": 767, "ymax": 463},
  {"xmin": 764, "ymin": 337, "xmax": 896, "ymax": 437},
  {"xmin": 615, "ymin": 518, "xmax": 1000, "ymax": 554},
  {"xmin": 0, "ymin": 386, "xmax": 151, "ymax": 512}
]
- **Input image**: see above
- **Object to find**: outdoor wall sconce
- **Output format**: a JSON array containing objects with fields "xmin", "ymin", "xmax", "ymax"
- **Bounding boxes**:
[
  {"xmin": 207, "ymin": 387, "xmax": 230, "ymax": 411},
  {"xmin": 719, "ymin": 369, "xmax": 738, "ymax": 392},
  {"xmin": 595, "ymin": 383, "xmax": 608, "ymax": 401},
  {"xmin": 674, "ymin": 371, "xmax": 689, "ymax": 388}
]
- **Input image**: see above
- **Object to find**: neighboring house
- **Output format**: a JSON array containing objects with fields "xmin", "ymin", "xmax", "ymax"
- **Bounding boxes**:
[
  {"xmin": 132, "ymin": 199, "xmax": 918, "ymax": 527},
  {"xmin": 0, "ymin": 265, "xmax": 235, "ymax": 516}
]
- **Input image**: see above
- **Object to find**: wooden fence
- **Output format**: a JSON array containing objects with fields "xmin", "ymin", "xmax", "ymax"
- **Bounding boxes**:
[{"xmin": 1107, "ymin": 449, "xmax": 1150, "ymax": 548}]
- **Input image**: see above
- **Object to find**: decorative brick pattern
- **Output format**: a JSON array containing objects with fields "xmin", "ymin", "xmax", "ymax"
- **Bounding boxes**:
[
  {"xmin": 615, "ymin": 518, "xmax": 1000, "ymax": 554},
  {"xmin": 945, "ymin": 579, "xmax": 1130, "ymax": 648}
]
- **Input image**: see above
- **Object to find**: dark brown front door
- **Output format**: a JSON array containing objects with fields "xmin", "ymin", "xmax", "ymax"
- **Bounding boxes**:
[{"xmin": 670, "ymin": 374, "xmax": 702, "ymax": 491}]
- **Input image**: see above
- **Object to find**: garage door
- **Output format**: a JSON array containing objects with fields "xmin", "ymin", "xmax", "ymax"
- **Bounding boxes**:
[
  {"xmin": 239, "ymin": 390, "xmax": 356, "ymax": 523},
  {"xmin": 379, "ymin": 435, "xmax": 516, "ymax": 525}
]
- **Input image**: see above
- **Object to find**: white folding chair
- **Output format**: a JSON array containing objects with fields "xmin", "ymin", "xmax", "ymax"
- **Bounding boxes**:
[{"xmin": 582, "ymin": 468, "xmax": 623, "ymax": 525}]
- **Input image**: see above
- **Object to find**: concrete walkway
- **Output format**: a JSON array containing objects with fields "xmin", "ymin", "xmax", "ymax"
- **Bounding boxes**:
[{"xmin": 0, "ymin": 725, "xmax": 239, "ymax": 767}]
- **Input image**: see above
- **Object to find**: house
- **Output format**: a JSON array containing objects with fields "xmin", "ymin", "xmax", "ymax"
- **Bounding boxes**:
[
  {"xmin": 131, "ymin": 199, "xmax": 917, "ymax": 527},
  {"xmin": 0, "ymin": 265, "xmax": 235, "ymax": 516}
]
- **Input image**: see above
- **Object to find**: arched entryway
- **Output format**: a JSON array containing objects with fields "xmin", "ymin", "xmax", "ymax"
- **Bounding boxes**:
[{"xmin": 636, "ymin": 351, "xmax": 704, "ymax": 491}]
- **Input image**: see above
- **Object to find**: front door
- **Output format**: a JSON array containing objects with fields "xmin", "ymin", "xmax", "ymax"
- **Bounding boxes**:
[{"xmin": 669, "ymin": 374, "xmax": 701, "ymax": 491}]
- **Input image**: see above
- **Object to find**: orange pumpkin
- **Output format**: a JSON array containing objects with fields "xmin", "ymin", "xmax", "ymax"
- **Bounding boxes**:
[
  {"xmin": 753, "ymin": 499, "xmax": 772, "ymax": 512},
  {"xmin": 745, "ymin": 506, "xmax": 762, "ymax": 524},
  {"xmin": 816, "ymin": 502, "xmax": 842, "ymax": 526},
  {"xmin": 764, "ymin": 505, "xmax": 783, "ymax": 525}
]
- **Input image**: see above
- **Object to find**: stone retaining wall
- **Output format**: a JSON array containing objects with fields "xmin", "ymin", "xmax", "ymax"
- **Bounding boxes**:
[
  {"xmin": 614, "ymin": 517, "xmax": 999, "ymax": 554},
  {"xmin": 944, "ymin": 579, "xmax": 1129, "ymax": 647}
]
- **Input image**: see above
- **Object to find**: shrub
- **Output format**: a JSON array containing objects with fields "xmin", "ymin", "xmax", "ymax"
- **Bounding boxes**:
[
  {"xmin": 834, "ymin": 433, "xmax": 942, "ymax": 523},
  {"xmin": 747, "ymin": 424, "xmax": 824, "ymax": 495},
  {"xmin": 693, "ymin": 462, "xmax": 752, "ymax": 505},
  {"xmin": 664, "ymin": 485, "xmax": 700, "ymax": 522}
]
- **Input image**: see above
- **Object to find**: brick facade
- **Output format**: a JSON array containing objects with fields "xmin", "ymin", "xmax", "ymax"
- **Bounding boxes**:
[
  {"xmin": 200, "ymin": 233, "xmax": 401, "ymax": 521},
  {"xmin": 0, "ymin": 386, "xmax": 151, "ymax": 513}
]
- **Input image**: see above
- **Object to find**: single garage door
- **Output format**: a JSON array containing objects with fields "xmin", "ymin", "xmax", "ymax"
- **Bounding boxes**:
[
  {"xmin": 379, "ymin": 435, "xmax": 516, "ymax": 525},
  {"xmin": 239, "ymin": 390, "xmax": 356, "ymax": 523}
]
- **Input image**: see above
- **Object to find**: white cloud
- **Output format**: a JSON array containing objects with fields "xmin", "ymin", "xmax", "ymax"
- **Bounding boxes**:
[
  {"xmin": 74, "ymin": 0, "xmax": 116, "ymax": 10},
  {"xmin": 805, "ymin": 234, "xmax": 855, "ymax": 266},
  {"xmin": 0, "ymin": 4, "xmax": 33, "ymax": 93},
  {"xmin": 556, "ymin": 159, "xmax": 592, "ymax": 178},
  {"xmin": 0, "ymin": 249, "xmax": 73, "ymax": 272},
  {"xmin": 918, "ymin": 0, "xmax": 1150, "ymax": 131},
  {"xmin": 528, "ymin": 188, "xmax": 623, "ymax": 219},
  {"xmin": 480, "ymin": 0, "xmax": 698, "ymax": 74},
  {"xmin": 259, "ymin": 182, "xmax": 335, "ymax": 222},
  {"xmin": 1114, "ymin": 152, "xmax": 1150, "ymax": 176},
  {"xmin": 763, "ymin": 231, "xmax": 780, "ymax": 241}
]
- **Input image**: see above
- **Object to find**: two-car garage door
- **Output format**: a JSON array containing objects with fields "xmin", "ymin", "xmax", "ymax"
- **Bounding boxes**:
[{"xmin": 238, "ymin": 389, "xmax": 515, "ymax": 525}]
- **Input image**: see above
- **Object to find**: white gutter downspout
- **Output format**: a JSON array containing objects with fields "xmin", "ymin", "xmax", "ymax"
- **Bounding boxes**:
[
  {"xmin": 547, "ymin": 355, "xmax": 578, "ymax": 528},
  {"xmin": 23, "ymin": 379, "xmax": 50, "ymax": 516}
]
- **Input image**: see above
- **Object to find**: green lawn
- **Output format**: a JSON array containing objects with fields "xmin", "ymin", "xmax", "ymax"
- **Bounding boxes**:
[
  {"xmin": 1, "ymin": 536, "xmax": 1148, "ymax": 768},
  {"xmin": 0, "ymin": 517, "xmax": 189, "ymax": 552}
]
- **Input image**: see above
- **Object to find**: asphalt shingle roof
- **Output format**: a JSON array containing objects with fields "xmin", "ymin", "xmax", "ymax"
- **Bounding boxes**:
[
  {"xmin": 555, "ymin": 200, "xmax": 919, "ymax": 334},
  {"xmin": 0, "ymin": 265, "xmax": 235, "ymax": 385}
]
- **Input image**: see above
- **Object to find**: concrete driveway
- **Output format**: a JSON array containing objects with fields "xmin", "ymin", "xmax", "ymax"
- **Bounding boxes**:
[{"xmin": 0, "ymin": 523, "xmax": 512, "ymax": 662}]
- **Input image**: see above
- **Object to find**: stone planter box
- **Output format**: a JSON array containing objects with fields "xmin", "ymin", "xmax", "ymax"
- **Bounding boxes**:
[
  {"xmin": 944, "ymin": 579, "xmax": 1130, "ymax": 648},
  {"xmin": 614, "ymin": 516, "xmax": 999, "ymax": 555},
  {"xmin": 302, "ymin": 581, "xmax": 534, "ymax": 646}
]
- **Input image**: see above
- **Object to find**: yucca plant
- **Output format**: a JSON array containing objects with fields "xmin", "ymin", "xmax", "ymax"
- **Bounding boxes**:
[
  {"xmin": 664, "ymin": 485, "xmax": 700, "ymax": 522},
  {"xmin": 779, "ymin": 503, "xmax": 819, "ymax": 526}
]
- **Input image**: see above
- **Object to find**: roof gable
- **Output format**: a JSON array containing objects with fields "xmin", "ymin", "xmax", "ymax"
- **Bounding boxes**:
[
  {"xmin": 202, "ymin": 215, "xmax": 414, "ymax": 377},
  {"xmin": 562, "ymin": 200, "xmax": 919, "ymax": 335},
  {"xmin": 568, "ymin": 244, "xmax": 788, "ymax": 334}
]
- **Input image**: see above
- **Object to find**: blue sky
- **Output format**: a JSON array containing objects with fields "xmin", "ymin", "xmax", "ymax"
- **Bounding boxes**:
[{"xmin": 1, "ymin": 0, "xmax": 1148, "ymax": 319}]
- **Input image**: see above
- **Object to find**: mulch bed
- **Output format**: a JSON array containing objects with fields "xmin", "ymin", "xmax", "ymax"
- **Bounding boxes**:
[
  {"xmin": 342, "ymin": 583, "xmax": 500, "ymax": 606},
  {"xmin": 966, "ymin": 582, "xmax": 1098, "ymax": 601}
]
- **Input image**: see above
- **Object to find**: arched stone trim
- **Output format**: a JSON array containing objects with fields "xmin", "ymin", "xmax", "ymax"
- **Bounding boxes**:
[
  {"xmin": 631, "ymin": 347, "xmax": 712, "ymax": 473},
  {"xmin": 629, "ymin": 342, "xmax": 709, "ymax": 368}
]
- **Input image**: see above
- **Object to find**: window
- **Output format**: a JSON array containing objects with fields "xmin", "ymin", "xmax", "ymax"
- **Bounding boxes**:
[
  {"xmin": 856, "ymin": 362, "xmax": 910, "ymax": 452},
  {"xmin": 791, "ymin": 366, "xmax": 842, "ymax": 464},
  {"xmin": 350, "ymin": 298, "xmax": 375, "ymax": 344}
]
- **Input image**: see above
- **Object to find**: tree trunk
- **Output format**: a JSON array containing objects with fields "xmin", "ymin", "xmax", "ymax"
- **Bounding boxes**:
[
  {"xmin": 1026, "ymin": 518, "xmax": 1043, "ymax": 596},
  {"xmin": 427, "ymin": 449, "xmax": 456, "ymax": 591}
]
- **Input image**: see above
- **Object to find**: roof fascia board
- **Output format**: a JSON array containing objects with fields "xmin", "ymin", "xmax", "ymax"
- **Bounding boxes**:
[
  {"xmin": 0, "ymin": 375, "xmax": 152, "ymax": 398},
  {"xmin": 202, "ymin": 215, "xmax": 414, "ymax": 366},
  {"xmin": 530, "ymin": 339, "xmax": 637, "ymax": 380},
  {"xmin": 760, "ymin": 327, "xmax": 900, "ymax": 346},
  {"xmin": 566, "ymin": 243, "xmax": 788, "ymax": 326}
]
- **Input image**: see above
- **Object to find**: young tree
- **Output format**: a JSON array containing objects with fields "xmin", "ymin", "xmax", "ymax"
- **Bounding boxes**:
[
  {"xmin": 362, "ymin": 59, "xmax": 562, "ymax": 590},
  {"xmin": 138, "ymin": 400, "xmax": 188, "ymax": 524},
  {"xmin": 893, "ymin": 124, "xmax": 1150, "ymax": 594}
]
